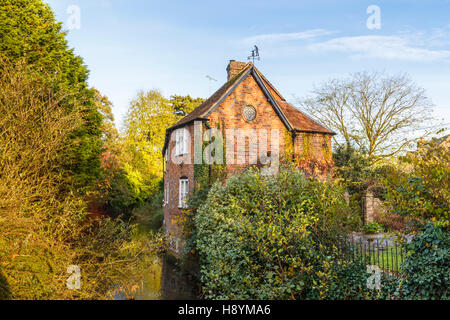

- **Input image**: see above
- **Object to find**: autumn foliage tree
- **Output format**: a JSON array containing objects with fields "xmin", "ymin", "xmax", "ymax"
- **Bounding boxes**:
[
  {"xmin": 0, "ymin": 59, "xmax": 161, "ymax": 299},
  {"xmin": 123, "ymin": 90, "xmax": 175, "ymax": 196},
  {"xmin": 100, "ymin": 90, "xmax": 204, "ymax": 222},
  {"xmin": 384, "ymin": 135, "xmax": 449, "ymax": 226},
  {"xmin": 122, "ymin": 90, "xmax": 204, "ymax": 198}
]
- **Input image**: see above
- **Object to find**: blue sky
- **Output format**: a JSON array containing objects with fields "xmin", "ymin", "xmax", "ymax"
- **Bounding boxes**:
[{"xmin": 45, "ymin": 0, "xmax": 450, "ymax": 131}]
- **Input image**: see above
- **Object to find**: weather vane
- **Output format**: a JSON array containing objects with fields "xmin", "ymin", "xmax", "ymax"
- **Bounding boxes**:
[{"xmin": 247, "ymin": 45, "xmax": 260, "ymax": 63}]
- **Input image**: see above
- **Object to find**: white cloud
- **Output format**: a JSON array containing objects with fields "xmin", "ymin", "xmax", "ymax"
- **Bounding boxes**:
[
  {"xmin": 238, "ymin": 26, "xmax": 450, "ymax": 62},
  {"xmin": 241, "ymin": 29, "xmax": 335, "ymax": 44},
  {"xmin": 308, "ymin": 35, "xmax": 450, "ymax": 62}
]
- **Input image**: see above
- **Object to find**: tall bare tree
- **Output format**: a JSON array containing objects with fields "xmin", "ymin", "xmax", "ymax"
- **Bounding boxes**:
[{"xmin": 298, "ymin": 72, "xmax": 435, "ymax": 157}]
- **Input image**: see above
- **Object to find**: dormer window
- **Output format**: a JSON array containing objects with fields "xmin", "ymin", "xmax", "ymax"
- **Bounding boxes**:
[{"xmin": 175, "ymin": 127, "xmax": 189, "ymax": 156}]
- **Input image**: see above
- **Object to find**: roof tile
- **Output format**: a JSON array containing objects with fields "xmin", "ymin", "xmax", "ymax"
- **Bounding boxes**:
[{"xmin": 276, "ymin": 100, "xmax": 335, "ymax": 134}]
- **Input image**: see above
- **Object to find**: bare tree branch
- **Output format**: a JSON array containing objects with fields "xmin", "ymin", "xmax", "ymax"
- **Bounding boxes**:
[{"xmin": 296, "ymin": 71, "xmax": 437, "ymax": 158}]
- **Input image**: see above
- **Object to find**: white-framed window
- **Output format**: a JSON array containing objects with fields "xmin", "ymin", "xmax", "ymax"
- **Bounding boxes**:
[
  {"xmin": 163, "ymin": 183, "xmax": 169, "ymax": 206},
  {"xmin": 175, "ymin": 127, "xmax": 189, "ymax": 156},
  {"xmin": 164, "ymin": 148, "xmax": 168, "ymax": 172},
  {"xmin": 178, "ymin": 178, "xmax": 189, "ymax": 208}
]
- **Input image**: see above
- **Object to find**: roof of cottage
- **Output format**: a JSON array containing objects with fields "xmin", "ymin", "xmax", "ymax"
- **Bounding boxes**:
[
  {"xmin": 162, "ymin": 62, "xmax": 335, "ymax": 153},
  {"xmin": 276, "ymin": 100, "xmax": 335, "ymax": 134}
]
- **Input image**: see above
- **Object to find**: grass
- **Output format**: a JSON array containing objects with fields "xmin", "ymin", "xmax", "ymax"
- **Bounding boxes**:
[{"xmin": 361, "ymin": 245, "xmax": 405, "ymax": 273}]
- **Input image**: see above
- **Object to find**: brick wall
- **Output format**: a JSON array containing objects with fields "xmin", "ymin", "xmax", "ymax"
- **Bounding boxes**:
[
  {"xmin": 164, "ymin": 70, "xmax": 334, "ymax": 253},
  {"xmin": 163, "ymin": 122, "xmax": 195, "ymax": 254},
  {"xmin": 208, "ymin": 73, "xmax": 286, "ymax": 175},
  {"xmin": 293, "ymin": 132, "xmax": 333, "ymax": 179}
]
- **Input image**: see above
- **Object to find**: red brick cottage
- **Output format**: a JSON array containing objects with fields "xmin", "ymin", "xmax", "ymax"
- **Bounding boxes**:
[{"xmin": 162, "ymin": 60, "xmax": 335, "ymax": 253}]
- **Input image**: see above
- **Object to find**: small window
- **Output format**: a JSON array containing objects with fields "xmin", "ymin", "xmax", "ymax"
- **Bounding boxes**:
[
  {"xmin": 243, "ymin": 105, "xmax": 256, "ymax": 121},
  {"xmin": 175, "ymin": 128, "xmax": 189, "ymax": 156},
  {"xmin": 164, "ymin": 183, "xmax": 169, "ymax": 206},
  {"xmin": 179, "ymin": 178, "xmax": 189, "ymax": 208},
  {"xmin": 164, "ymin": 148, "xmax": 168, "ymax": 172}
]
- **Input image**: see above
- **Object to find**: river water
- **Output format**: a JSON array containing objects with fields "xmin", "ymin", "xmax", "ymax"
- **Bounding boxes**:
[{"xmin": 116, "ymin": 256, "xmax": 200, "ymax": 300}]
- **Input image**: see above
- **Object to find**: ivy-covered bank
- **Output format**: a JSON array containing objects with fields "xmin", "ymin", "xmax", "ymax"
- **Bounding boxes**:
[{"xmin": 185, "ymin": 165, "xmax": 449, "ymax": 300}]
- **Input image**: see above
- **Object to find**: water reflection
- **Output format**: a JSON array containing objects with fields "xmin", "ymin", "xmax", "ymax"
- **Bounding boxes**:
[{"xmin": 135, "ymin": 256, "xmax": 199, "ymax": 300}]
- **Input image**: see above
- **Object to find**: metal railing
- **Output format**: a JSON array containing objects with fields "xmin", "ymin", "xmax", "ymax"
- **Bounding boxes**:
[{"xmin": 333, "ymin": 236, "xmax": 406, "ymax": 274}]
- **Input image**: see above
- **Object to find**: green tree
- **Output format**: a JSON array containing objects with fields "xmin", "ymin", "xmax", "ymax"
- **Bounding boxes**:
[
  {"xmin": 123, "ymin": 90, "xmax": 173, "ymax": 197},
  {"xmin": 122, "ymin": 91, "xmax": 204, "ymax": 198},
  {"xmin": 333, "ymin": 145, "xmax": 374, "ymax": 191},
  {"xmin": 333, "ymin": 144, "xmax": 398, "ymax": 225},
  {"xmin": 0, "ymin": 0, "xmax": 103, "ymax": 190},
  {"xmin": 384, "ymin": 136, "xmax": 449, "ymax": 225},
  {"xmin": 170, "ymin": 94, "xmax": 204, "ymax": 117}
]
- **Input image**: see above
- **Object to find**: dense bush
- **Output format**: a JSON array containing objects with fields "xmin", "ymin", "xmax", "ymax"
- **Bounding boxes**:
[
  {"xmin": 384, "ymin": 137, "xmax": 449, "ymax": 226},
  {"xmin": 398, "ymin": 223, "xmax": 449, "ymax": 299},
  {"xmin": 192, "ymin": 165, "xmax": 364, "ymax": 299},
  {"xmin": 131, "ymin": 187, "xmax": 164, "ymax": 231},
  {"xmin": 333, "ymin": 145, "xmax": 372, "ymax": 219},
  {"xmin": 191, "ymin": 164, "xmax": 449, "ymax": 300}
]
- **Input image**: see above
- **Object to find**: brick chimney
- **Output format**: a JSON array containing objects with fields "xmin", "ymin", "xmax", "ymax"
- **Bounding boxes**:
[{"xmin": 226, "ymin": 60, "xmax": 247, "ymax": 81}]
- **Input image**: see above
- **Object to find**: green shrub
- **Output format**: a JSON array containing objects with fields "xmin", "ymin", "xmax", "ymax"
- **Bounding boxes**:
[
  {"xmin": 320, "ymin": 260, "xmax": 388, "ymax": 300},
  {"xmin": 193, "ymin": 165, "xmax": 362, "ymax": 299},
  {"xmin": 362, "ymin": 222, "xmax": 384, "ymax": 234},
  {"xmin": 383, "ymin": 137, "xmax": 449, "ymax": 226},
  {"xmin": 398, "ymin": 223, "xmax": 449, "ymax": 299},
  {"xmin": 191, "ymin": 165, "xmax": 448, "ymax": 300},
  {"xmin": 131, "ymin": 186, "xmax": 164, "ymax": 231}
]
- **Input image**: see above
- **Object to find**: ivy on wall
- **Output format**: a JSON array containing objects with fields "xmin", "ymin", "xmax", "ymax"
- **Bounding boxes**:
[
  {"xmin": 194, "ymin": 123, "xmax": 335, "ymax": 188},
  {"xmin": 284, "ymin": 129, "xmax": 294, "ymax": 158},
  {"xmin": 193, "ymin": 121, "xmax": 227, "ymax": 192},
  {"xmin": 183, "ymin": 121, "xmax": 227, "ymax": 256},
  {"xmin": 321, "ymin": 135, "xmax": 332, "ymax": 161},
  {"xmin": 302, "ymin": 133, "xmax": 312, "ymax": 159},
  {"xmin": 283, "ymin": 131, "xmax": 334, "ymax": 178}
]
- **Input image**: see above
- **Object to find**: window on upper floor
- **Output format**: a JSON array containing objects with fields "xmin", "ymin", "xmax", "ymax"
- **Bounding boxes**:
[{"xmin": 175, "ymin": 127, "xmax": 189, "ymax": 156}]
